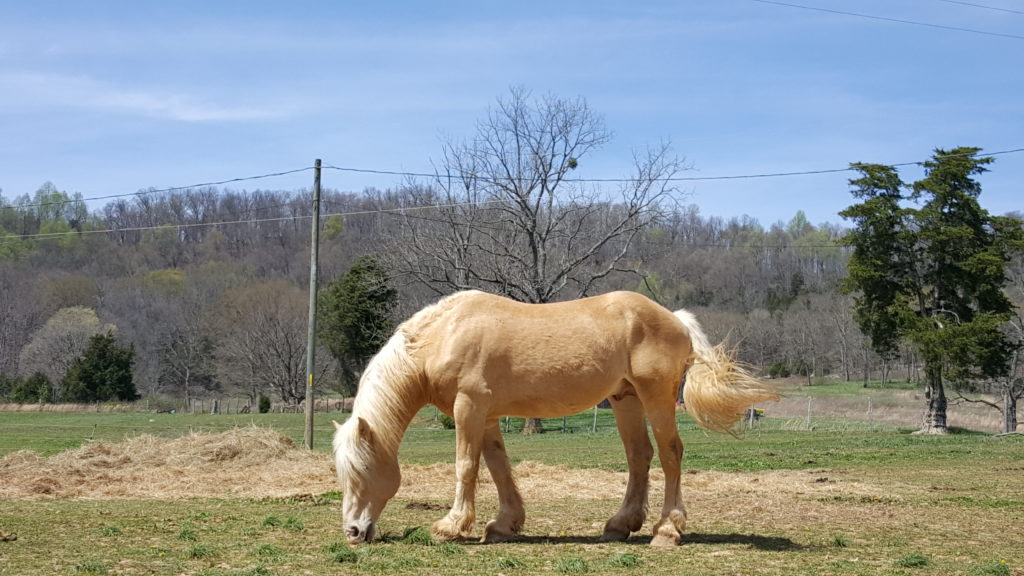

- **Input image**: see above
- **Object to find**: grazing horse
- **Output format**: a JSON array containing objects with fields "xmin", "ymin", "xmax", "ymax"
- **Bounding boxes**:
[{"xmin": 332, "ymin": 290, "xmax": 778, "ymax": 546}]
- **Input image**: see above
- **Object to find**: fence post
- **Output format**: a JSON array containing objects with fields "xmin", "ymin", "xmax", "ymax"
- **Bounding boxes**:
[
  {"xmin": 805, "ymin": 397, "xmax": 812, "ymax": 430},
  {"xmin": 592, "ymin": 405, "xmax": 598, "ymax": 433}
]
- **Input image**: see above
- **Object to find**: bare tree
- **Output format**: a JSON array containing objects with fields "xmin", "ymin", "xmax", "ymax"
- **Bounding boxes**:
[
  {"xmin": 212, "ymin": 281, "xmax": 333, "ymax": 406},
  {"xmin": 389, "ymin": 87, "xmax": 687, "ymax": 304},
  {"xmin": 160, "ymin": 294, "xmax": 216, "ymax": 410}
]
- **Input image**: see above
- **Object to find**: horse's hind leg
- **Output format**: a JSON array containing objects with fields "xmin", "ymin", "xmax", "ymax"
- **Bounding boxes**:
[
  {"xmin": 600, "ymin": 390, "xmax": 653, "ymax": 542},
  {"xmin": 480, "ymin": 420, "xmax": 525, "ymax": 543},
  {"xmin": 645, "ymin": 404, "xmax": 687, "ymax": 546}
]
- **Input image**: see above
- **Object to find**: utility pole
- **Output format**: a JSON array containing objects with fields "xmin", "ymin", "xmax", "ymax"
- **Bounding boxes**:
[{"xmin": 304, "ymin": 159, "xmax": 322, "ymax": 450}]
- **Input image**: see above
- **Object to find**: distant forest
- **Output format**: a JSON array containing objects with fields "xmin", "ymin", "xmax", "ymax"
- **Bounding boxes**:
[{"xmin": 1, "ymin": 180, "xmax": 1021, "ymax": 413}]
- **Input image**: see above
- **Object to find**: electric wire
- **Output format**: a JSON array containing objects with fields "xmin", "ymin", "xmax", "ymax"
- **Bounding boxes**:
[
  {"xmin": 935, "ymin": 0, "xmax": 1024, "ymax": 16},
  {"xmin": 749, "ymin": 0, "xmax": 1024, "ymax": 40},
  {"xmin": 8, "ymin": 145, "xmax": 1024, "ymax": 224},
  {"xmin": 9, "ymin": 147, "xmax": 1023, "ymax": 212},
  {"xmin": 10, "ymin": 167, "xmax": 314, "ymax": 211}
]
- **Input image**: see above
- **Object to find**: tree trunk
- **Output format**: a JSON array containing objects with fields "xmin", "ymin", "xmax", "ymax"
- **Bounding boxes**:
[
  {"xmin": 919, "ymin": 365, "xmax": 948, "ymax": 434},
  {"xmin": 522, "ymin": 417, "xmax": 544, "ymax": 434},
  {"xmin": 1003, "ymin": 388, "xmax": 1018, "ymax": 434}
]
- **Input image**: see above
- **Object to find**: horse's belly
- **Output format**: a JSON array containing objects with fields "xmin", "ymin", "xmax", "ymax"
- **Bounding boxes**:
[{"xmin": 495, "ymin": 382, "xmax": 618, "ymax": 418}]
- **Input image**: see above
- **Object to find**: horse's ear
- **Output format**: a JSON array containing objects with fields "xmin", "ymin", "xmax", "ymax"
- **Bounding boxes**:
[
  {"xmin": 356, "ymin": 417, "xmax": 374, "ymax": 443},
  {"xmin": 332, "ymin": 420, "xmax": 342, "ymax": 431}
]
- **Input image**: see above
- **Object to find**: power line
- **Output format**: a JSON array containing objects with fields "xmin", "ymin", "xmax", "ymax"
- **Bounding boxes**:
[
  {"xmin": 749, "ymin": 0, "xmax": 1024, "ymax": 40},
  {"xmin": 11, "ymin": 167, "xmax": 315, "ymax": 211},
  {"xmin": 0, "ymin": 198, "xmax": 507, "ymax": 244},
  {"xmin": 326, "ymin": 147, "xmax": 1024, "ymax": 184},
  {"xmin": 7, "ymin": 147, "xmax": 1024, "ymax": 213},
  {"xmin": 935, "ymin": 0, "xmax": 1024, "ymax": 16}
]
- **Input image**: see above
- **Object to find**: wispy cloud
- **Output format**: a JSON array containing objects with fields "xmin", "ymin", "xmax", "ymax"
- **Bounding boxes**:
[{"xmin": 0, "ymin": 72, "xmax": 290, "ymax": 122}]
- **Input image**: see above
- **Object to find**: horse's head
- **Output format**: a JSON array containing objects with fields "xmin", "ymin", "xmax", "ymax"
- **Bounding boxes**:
[{"xmin": 332, "ymin": 417, "xmax": 400, "ymax": 544}]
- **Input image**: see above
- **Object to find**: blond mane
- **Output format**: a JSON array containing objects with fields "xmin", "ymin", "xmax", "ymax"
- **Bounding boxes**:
[{"xmin": 335, "ymin": 291, "xmax": 483, "ymax": 484}]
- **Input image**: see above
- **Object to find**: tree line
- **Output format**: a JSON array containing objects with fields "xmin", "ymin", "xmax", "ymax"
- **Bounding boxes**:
[{"xmin": 1, "ymin": 89, "xmax": 1021, "ymax": 433}]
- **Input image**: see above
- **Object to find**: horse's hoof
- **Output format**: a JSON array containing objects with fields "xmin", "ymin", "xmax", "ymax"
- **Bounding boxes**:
[
  {"xmin": 599, "ymin": 527, "xmax": 631, "ymax": 542},
  {"xmin": 481, "ymin": 520, "xmax": 516, "ymax": 544},
  {"xmin": 650, "ymin": 533, "xmax": 680, "ymax": 547},
  {"xmin": 430, "ymin": 519, "xmax": 464, "ymax": 542}
]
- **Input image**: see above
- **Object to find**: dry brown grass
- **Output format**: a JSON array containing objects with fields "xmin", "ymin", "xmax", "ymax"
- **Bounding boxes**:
[
  {"xmin": 0, "ymin": 402, "xmax": 136, "ymax": 413},
  {"xmin": 765, "ymin": 389, "xmax": 1014, "ymax": 432},
  {"xmin": 0, "ymin": 425, "xmax": 933, "ymax": 510}
]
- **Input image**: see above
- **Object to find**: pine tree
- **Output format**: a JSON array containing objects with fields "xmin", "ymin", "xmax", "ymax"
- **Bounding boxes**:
[
  {"xmin": 318, "ymin": 255, "xmax": 398, "ymax": 395},
  {"xmin": 841, "ymin": 147, "xmax": 1020, "ymax": 433},
  {"xmin": 60, "ymin": 333, "xmax": 137, "ymax": 402}
]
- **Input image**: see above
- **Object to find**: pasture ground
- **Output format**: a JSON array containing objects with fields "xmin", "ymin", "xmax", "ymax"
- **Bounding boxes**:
[{"xmin": 0, "ymin": 383, "xmax": 1022, "ymax": 576}]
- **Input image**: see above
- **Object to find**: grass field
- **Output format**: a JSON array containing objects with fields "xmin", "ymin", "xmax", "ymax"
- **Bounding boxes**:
[{"xmin": 1, "ymin": 398, "xmax": 1022, "ymax": 575}]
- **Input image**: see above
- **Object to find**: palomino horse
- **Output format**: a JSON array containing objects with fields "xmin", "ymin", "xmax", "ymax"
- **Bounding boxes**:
[{"xmin": 332, "ymin": 290, "xmax": 777, "ymax": 546}]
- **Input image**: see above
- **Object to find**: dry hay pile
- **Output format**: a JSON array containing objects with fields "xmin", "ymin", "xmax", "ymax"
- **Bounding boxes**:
[{"xmin": 0, "ymin": 426, "xmax": 337, "ymax": 499}]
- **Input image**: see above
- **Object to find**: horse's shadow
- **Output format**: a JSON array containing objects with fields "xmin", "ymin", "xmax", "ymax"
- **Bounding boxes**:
[{"xmin": 506, "ymin": 532, "xmax": 802, "ymax": 551}]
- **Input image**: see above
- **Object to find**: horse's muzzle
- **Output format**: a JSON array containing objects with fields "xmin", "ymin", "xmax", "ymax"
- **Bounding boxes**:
[{"xmin": 345, "ymin": 522, "xmax": 376, "ymax": 544}]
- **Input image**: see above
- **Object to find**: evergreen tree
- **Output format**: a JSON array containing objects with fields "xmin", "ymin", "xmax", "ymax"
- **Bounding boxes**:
[
  {"xmin": 9, "ymin": 373, "xmax": 53, "ymax": 404},
  {"xmin": 318, "ymin": 255, "xmax": 398, "ymax": 394},
  {"xmin": 61, "ymin": 333, "xmax": 138, "ymax": 402},
  {"xmin": 841, "ymin": 147, "xmax": 1021, "ymax": 433}
]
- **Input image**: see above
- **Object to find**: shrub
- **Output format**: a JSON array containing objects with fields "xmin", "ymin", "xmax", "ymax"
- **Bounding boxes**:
[
  {"xmin": 258, "ymin": 395, "xmax": 271, "ymax": 414},
  {"xmin": 10, "ymin": 373, "xmax": 52, "ymax": 404},
  {"xmin": 438, "ymin": 413, "xmax": 456, "ymax": 429}
]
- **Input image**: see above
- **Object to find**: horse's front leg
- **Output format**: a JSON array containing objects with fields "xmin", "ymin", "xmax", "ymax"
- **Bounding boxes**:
[
  {"xmin": 481, "ymin": 419, "xmax": 525, "ymax": 543},
  {"xmin": 431, "ymin": 394, "xmax": 486, "ymax": 541}
]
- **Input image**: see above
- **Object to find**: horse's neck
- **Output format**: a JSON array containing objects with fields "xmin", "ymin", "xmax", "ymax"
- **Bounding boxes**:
[{"xmin": 353, "ymin": 382, "xmax": 426, "ymax": 455}]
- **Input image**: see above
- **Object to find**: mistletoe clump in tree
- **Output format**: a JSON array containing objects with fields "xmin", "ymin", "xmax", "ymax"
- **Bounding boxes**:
[{"xmin": 841, "ymin": 147, "xmax": 1022, "ymax": 434}]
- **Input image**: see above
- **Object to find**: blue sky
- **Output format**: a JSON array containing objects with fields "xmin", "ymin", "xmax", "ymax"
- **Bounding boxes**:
[{"xmin": 1, "ymin": 0, "xmax": 1021, "ymax": 226}]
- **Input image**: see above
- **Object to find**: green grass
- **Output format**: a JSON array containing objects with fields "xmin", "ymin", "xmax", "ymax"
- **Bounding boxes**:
[
  {"xmin": 3, "ymin": 405, "xmax": 1024, "ymax": 575},
  {"xmin": 7, "ymin": 493, "xmax": 1019, "ymax": 576},
  {"xmin": 2, "ymin": 443, "xmax": 1022, "ymax": 575}
]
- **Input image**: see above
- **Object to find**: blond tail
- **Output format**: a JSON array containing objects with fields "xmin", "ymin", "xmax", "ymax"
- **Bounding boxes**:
[{"xmin": 674, "ymin": 309, "xmax": 780, "ymax": 433}]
